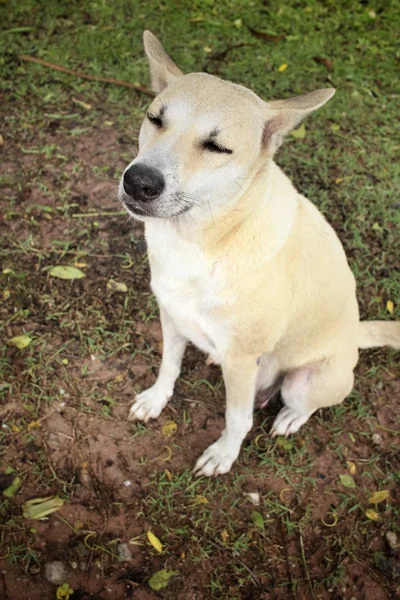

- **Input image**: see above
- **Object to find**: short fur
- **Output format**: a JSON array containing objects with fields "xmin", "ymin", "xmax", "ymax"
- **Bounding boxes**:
[{"xmin": 118, "ymin": 31, "xmax": 400, "ymax": 476}]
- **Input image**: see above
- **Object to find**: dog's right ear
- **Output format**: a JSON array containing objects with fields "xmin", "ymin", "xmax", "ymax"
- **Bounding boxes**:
[{"xmin": 143, "ymin": 31, "xmax": 183, "ymax": 94}]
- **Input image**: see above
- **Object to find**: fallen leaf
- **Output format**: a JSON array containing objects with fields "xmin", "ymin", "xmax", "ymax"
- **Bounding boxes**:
[
  {"xmin": 27, "ymin": 420, "xmax": 41, "ymax": 430},
  {"xmin": 339, "ymin": 474, "xmax": 356, "ymax": 489},
  {"xmin": 147, "ymin": 530, "xmax": 163, "ymax": 553},
  {"xmin": 365, "ymin": 509, "xmax": 379, "ymax": 521},
  {"xmin": 74, "ymin": 262, "xmax": 88, "ymax": 268},
  {"xmin": 220, "ymin": 529, "xmax": 229, "ymax": 542},
  {"xmin": 3, "ymin": 476, "xmax": 22, "ymax": 498},
  {"xmin": 291, "ymin": 123, "xmax": 306, "ymax": 139},
  {"xmin": 252, "ymin": 511, "xmax": 265, "ymax": 531},
  {"xmin": 277, "ymin": 63, "xmax": 288, "ymax": 72},
  {"xmin": 106, "ymin": 279, "xmax": 128, "ymax": 293},
  {"xmin": 72, "ymin": 97, "xmax": 92, "ymax": 110},
  {"xmin": 369, "ymin": 490, "xmax": 390, "ymax": 504},
  {"xmin": 56, "ymin": 583, "xmax": 74, "ymax": 600},
  {"xmin": 3, "ymin": 268, "xmax": 14, "ymax": 275},
  {"xmin": 148, "ymin": 568, "xmax": 178, "ymax": 591},
  {"xmin": 8, "ymin": 334, "xmax": 32, "ymax": 349},
  {"xmin": 346, "ymin": 460, "xmax": 356, "ymax": 475},
  {"xmin": 331, "ymin": 124, "xmax": 340, "ymax": 133},
  {"xmin": 234, "ymin": 18, "xmax": 242, "ymax": 28},
  {"xmin": 313, "ymin": 56, "xmax": 333, "ymax": 71},
  {"xmin": 276, "ymin": 436, "xmax": 293, "ymax": 450},
  {"xmin": 386, "ymin": 300, "xmax": 394, "ymax": 315},
  {"xmin": 3, "ymin": 289, "xmax": 10, "ymax": 300},
  {"xmin": 245, "ymin": 492, "xmax": 260, "ymax": 506},
  {"xmin": 0, "ymin": 134, "xmax": 4, "ymax": 146},
  {"xmin": 247, "ymin": 25, "xmax": 285, "ymax": 42},
  {"xmin": 49, "ymin": 266, "xmax": 85, "ymax": 280},
  {"xmin": 193, "ymin": 495, "xmax": 208, "ymax": 505},
  {"xmin": 164, "ymin": 469, "xmax": 173, "ymax": 481},
  {"xmin": 162, "ymin": 420, "xmax": 178, "ymax": 437},
  {"xmin": 22, "ymin": 496, "xmax": 64, "ymax": 520}
]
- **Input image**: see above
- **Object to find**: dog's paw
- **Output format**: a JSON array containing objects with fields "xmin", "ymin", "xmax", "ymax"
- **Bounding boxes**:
[
  {"xmin": 193, "ymin": 438, "xmax": 239, "ymax": 477},
  {"xmin": 270, "ymin": 406, "xmax": 311, "ymax": 437},
  {"xmin": 128, "ymin": 386, "xmax": 170, "ymax": 423}
]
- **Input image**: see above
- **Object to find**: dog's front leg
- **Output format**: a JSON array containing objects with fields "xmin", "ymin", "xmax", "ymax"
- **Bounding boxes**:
[
  {"xmin": 194, "ymin": 353, "xmax": 258, "ymax": 477},
  {"xmin": 128, "ymin": 307, "xmax": 187, "ymax": 422}
]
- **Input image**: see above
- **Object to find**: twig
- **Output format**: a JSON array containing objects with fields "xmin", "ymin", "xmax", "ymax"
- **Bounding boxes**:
[{"xmin": 18, "ymin": 55, "xmax": 156, "ymax": 98}]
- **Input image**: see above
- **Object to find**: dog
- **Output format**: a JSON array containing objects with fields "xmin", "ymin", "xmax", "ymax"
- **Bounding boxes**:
[{"xmin": 118, "ymin": 31, "xmax": 400, "ymax": 477}]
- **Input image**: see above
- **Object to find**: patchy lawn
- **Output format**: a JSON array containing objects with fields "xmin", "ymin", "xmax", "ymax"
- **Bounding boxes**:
[{"xmin": 1, "ymin": 1, "xmax": 399, "ymax": 599}]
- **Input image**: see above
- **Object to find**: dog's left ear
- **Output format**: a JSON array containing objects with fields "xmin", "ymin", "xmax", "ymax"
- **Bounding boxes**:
[
  {"xmin": 262, "ymin": 88, "xmax": 335, "ymax": 153},
  {"xmin": 143, "ymin": 30, "xmax": 184, "ymax": 93}
]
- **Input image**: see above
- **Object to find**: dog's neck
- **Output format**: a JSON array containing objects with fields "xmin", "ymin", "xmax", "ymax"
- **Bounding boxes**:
[{"xmin": 145, "ymin": 160, "xmax": 299, "ymax": 261}]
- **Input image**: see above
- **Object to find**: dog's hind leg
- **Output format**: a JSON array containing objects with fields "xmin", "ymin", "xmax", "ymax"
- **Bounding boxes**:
[
  {"xmin": 270, "ymin": 355, "xmax": 355, "ymax": 437},
  {"xmin": 128, "ymin": 307, "xmax": 187, "ymax": 422}
]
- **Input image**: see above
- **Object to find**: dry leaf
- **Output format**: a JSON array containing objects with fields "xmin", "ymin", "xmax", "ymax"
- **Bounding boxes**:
[
  {"xmin": 277, "ymin": 63, "xmax": 288, "ymax": 72},
  {"xmin": 369, "ymin": 490, "xmax": 390, "ymax": 504},
  {"xmin": 247, "ymin": 25, "xmax": 284, "ymax": 42},
  {"xmin": 386, "ymin": 300, "xmax": 394, "ymax": 315},
  {"xmin": 313, "ymin": 56, "xmax": 333, "ymax": 71},
  {"xmin": 194, "ymin": 495, "xmax": 208, "ymax": 505},
  {"xmin": 346, "ymin": 460, "xmax": 356, "ymax": 475},
  {"xmin": 8, "ymin": 334, "xmax": 32, "ymax": 349},
  {"xmin": 147, "ymin": 530, "xmax": 163, "ymax": 553},
  {"xmin": 107, "ymin": 279, "xmax": 128, "ymax": 293},
  {"xmin": 162, "ymin": 420, "xmax": 178, "ymax": 437},
  {"xmin": 220, "ymin": 529, "xmax": 229, "ymax": 542},
  {"xmin": 365, "ymin": 509, "xmax": 379, "ymax": 521},
  {"xmin": 164, "ymin": 468, "xmax": 173, "ymax": 481},
  {"xmin": 72, "ymin": 97, "xmax": 92, "ymax": 110}
]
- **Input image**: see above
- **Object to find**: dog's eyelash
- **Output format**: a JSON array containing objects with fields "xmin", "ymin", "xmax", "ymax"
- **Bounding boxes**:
[
  {"xmin": 147, "ymin": 113, "xmax": 163, "ymax": 128},
  {"xmin": 203, "ymin": 140, "xmax": 233, "ymax": 154}
]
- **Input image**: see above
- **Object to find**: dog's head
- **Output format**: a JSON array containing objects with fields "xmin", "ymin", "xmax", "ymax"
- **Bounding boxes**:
[{"xmin": 119, "ymin": 31, "xmax": 335, "ymax": 222}]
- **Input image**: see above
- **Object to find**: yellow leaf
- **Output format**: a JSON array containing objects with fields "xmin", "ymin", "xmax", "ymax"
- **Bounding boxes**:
[
  {"xmin": 277, "ymin": 63, "xmax": 288, "ymax": 72},
  {"xmin": 369, "ymin": 490, "xmax": 390, "ymax": 504},
  {"xmin": 203, "ymin": 46, "xmax": 212, "ymax": 53},
  {"xmin": 74, "ymin": 262, "xmax": 88, "ymax": 268},
  {"xmin": 27, "ymin": 420, "xmax": 41, "ymax": 431},
  {"xmin": 107, "ymin": 279, "xmax": 128, "ymax": 293},
  {"xmin": 3, "ymin": 289, "xmax": 10, "ymax": 300},
  {"xmin": 162, "ymin": 420, "xmax": 178, "ymax": 437},
  {"xmin": 365, "ymin": 509, "xmax": 379, "ymax": 521},
  {"xmin": 72, "ymin": 97, "xmax": 92, "ymax": 110},
  {"xmin": 11, "ymin": 424, "xmax": 20, "ymax": 433},
  {"xmin": 147, "ymin": 530, "xmax": 163, "ymax": 553},
  {"xmin": 194, "ymin": 495, "xmax": 208, "ymax": 505},
  {"xmin": 386, "ymin": 300, "xmax": 394, "ymax": 315},
  {"xmin": 220, "ymin": 529, "xmax": 229, "ymax": 543},
  {"xmin": 346, "ymin": 460, "xmax": 356, "ymax": 475},
  {"xmin": 8, "ymin": 334, "xmax": 32, "ymax": 349},
  {"xmin": 164, "ymin": 469, "xmax": 173, "ymax": 481}
]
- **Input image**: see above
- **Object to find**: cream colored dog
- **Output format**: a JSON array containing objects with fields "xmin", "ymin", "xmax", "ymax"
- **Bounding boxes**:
[{"xmin": 119, "ymin": 31, "xmax": 400, "ymax": 477}]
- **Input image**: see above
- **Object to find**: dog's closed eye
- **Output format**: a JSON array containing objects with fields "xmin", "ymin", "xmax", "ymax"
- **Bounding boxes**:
[
  {"xmin": 202, "ymin": 139, "xmax": 232, "ymax": 154},
  {"xmin": 147, "ymin": 112, "xmax": 163, "ymax": 128}
]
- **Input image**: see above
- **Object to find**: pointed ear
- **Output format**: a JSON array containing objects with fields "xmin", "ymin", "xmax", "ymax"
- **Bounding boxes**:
[
  {"xmin": 262, "ymin": 88, "xmax": 335, "ymax": 153},
  {"xmin": 143, "ymin": 30, "xmax": 183, "ymax": 94}
]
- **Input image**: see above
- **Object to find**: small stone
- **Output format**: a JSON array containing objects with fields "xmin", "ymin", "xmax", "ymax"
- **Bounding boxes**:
[
  {"xmin": 123, "ymin": 480, "xmax": 132, "ymax": 487},
  {"xmin": 372, "ymin": 433, "xmax": 383, "ymax": 446},
  {"xmin": 29, "ymin": 565, "xmax": 40, "ymax": 575},
  {"xmin": 117, "ymin": 543, "xmax": 132, "ymax": 562},
  {"xmin": 69, "ymin": 561, "xmax": 78, "ymax": 570},
  {"xmin": 386, "ymin": 531, "xmax": 398, "ymax": 550},
  {"xmin": 44, "ymin": 561, "xmax": 67, "ymax": 585},
  {"xmin": 244, "ymin": 492, "xmax": 260, "ymax": 506}
]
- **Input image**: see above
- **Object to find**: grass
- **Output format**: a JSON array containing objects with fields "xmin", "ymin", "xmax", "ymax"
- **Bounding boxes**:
[{"xmin": 1, "ymin": 1, "xmax": 400, "ymax": 599}]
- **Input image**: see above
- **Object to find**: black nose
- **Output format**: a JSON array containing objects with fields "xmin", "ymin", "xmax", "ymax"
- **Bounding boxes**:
[{"xmin": 123, "ymin": 164, "xmax": 165, "ymax": 203}]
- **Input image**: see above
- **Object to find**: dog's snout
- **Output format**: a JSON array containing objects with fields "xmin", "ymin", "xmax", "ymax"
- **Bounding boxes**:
[{"xmin": 123, "ymin": 164, "xmax": 165, "ymax": 203}]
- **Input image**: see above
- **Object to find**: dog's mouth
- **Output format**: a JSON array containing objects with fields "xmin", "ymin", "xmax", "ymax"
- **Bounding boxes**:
[{"xmin": 121, "ymin": 193, "xmax": 192, "ymax": 219}]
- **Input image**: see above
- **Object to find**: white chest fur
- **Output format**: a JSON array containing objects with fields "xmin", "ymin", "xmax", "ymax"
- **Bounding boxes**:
[{"xmin": 145, "ymin": 221, "xmax": 232, "ymax": 359}]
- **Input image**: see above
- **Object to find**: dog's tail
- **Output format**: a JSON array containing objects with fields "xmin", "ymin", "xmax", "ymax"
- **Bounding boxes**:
[{"xmin": 358, "ymin": 321, "xmax": 400, "ymax": 350}]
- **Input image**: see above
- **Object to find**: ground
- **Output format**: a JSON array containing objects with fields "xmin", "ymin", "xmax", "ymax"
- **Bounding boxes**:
[{"xmin": 1, "ymin": 1, "xmax": 399, "ymax": 599}]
